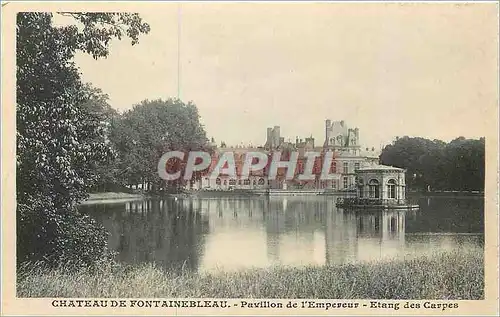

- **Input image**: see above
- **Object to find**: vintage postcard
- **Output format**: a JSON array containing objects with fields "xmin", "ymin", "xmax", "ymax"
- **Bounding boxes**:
[{"xmin": 1, "ymin": 1, "xmax": 499, "ymax": 316}]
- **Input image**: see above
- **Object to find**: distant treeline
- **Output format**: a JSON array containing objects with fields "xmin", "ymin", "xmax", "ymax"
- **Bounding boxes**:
[{"xmin": 379, "ymin": 136, "xmax": 485, "ymax": 192}]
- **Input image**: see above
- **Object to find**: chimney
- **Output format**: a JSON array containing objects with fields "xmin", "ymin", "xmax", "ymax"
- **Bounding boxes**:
[
  {"xmin": 274, "ymin": 126, "xmax": 281, "ymax": 147},
  {"xmin": 325, "ymin": 119, "xmax": 331, "ymax": 145},
  {"xmin": 266, "ymin": 127, "xmax": 272, "ymax": 146}
]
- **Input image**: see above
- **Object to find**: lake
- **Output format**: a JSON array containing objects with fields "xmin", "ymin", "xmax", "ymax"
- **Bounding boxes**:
[{"xmin": 82, "ymin": 194, "xmax": 484, "ymax": 273}]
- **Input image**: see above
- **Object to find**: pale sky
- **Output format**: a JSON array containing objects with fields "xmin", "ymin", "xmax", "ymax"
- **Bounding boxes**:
[{"xmin": 72, "ymin": 2, "xmax": 498, "ymax": 149}]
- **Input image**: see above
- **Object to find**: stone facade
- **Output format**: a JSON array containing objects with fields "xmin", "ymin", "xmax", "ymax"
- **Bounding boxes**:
[
  {"xmin": 355, "ymin": 165, "xmax": 406, "ymax": 203},
  {"xmin": 187, "ymin": 147, "xmax": 269, "ymax": 191},
  {"xmin": 265, "ymin": 126, "xmax": 283, "ymax": 150},
  {"xmin": 325, "ymin": 120, "xmax": 360, "ymax": 154},
  {"xmin": 323, "ymin": 119, "xmax": 379, "ymax": 191},
  {"xmin": 186, "ymin": 120, "xmax": 382, "ymax": 192}
]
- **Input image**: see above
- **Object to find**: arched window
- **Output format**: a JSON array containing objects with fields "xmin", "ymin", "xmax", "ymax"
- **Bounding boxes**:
[
  {"xmin": 216, "ymin": 178, "xmax": 221, "ymax": 185},
  {"xmin": 258, "ymin": 178, "xmax": 265, "ymax": 185},
  {"xmin": 229, "ymin": 179, "xmax": 236, "ymax": 186},
  {"xmin": 223, "ymin": 180, "xmax": 227, "ymax": 185},
  {"xmin": 337, "ymin": 135, "xmax": 343, "ymax": 145},
  {"xmin": 387, "ymin": 179, "xmax": 397, "ymax": 199},
  {"xmin": 368, "ymin": 179, "xmax": 380, "ymax": 198}
]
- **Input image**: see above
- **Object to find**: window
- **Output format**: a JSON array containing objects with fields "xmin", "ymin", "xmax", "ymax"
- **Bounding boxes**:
[
  {"xmin": 343, "ymin": 177, "xmax": 348, "ymax": 189},
  {"xmin": 229, "ymin": 179, "xmax": 236, "ymax": 186},
  {"xmin": 387, "ymin": 179, "xmax": 397, "ymax": 199},
  {"xmin": 337, "ymin": 135, "xmax": 343, "ymax": 145},
  {"xmin": 258, "ymin": 178, "xmax": 265, "ymax": 185},
  {"xmin": 359, "ymin": 186, "xmax": 364, "ymax": 198},
  {"xmin": 331, "ymin": 181, "xmax": 337, "ymax": 189},
  {"xmin": 354, "ymin": 162, "xmax": 360, "ymax": 171},
  {"xmin": 244, "ymin": 179, "xmax": 250, "ymax": 185},
  {"xmin": 253, "ymin": 180, "xmax": 257, "ymax": 186},
  {"xmin": 238, "ymin": 180, "xmax": 242, "ymax": 185},
  {"xmin": 223, "ymin": 180, "xmax": 227, "ymax": 185},
  {"xmin": 331, "ymin": 161, "xmax": 337, "ymax": 173},
  {"xmin": 343, "ymin": 162, "xmax": 349, "ymax": 174},
  {"xmin": 369, "ymin": 179, "xmax": 380, "ymax": 198},
  {"xmin": 216, "ymin": 178, "xmax": 221, "ymax": 185}
]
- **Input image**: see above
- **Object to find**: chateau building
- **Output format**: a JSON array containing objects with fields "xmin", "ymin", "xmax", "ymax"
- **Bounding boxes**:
[
  {"xmin": 322, "ymin": 119, "xmax": 378, "ymax": 191},
  {"xmin": 193, "ymin": 146, "xmax": 269, "ymax": 191},
  {"xmin": 186, "ymin": 119, "xmax": 380, "ymax": 192}
]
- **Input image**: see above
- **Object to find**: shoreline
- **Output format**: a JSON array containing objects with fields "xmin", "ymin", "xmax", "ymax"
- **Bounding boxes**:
[
  {"xmin": 80, "ymin": 189, "xmax": 485, "ymax": 205},
  {"xmin": 80, "ymin": 192, "xmax": 147, "ymax": 205}
]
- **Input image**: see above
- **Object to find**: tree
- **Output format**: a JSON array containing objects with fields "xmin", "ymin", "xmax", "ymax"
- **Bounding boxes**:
[
  {"xmin": 444, "ymin": 137, "xmax": 485, "ymax": 191},
  {"xmin": 16, "ymin": 12, "xmax": 149, "ymax": 268},
  {"xmin": 110, "ymin": 99, "xmax": 211, "ymax": 192},
  {"xmin": 379, "ymin": 136, "xmax": 485, "ymax": 192},
  {"xmin": 82, "ymin": 85, "xmax": 123, "ymax": 193}
]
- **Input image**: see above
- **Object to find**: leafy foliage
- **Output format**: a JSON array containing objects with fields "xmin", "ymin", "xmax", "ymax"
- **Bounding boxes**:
[
  {"xmin": 109, "ymin": 99, "xmax": 211, "ymax": 191},
  {"xmin": 57, "ymin": 12, "xmax": 150, "ymax": 59},
  {"xmin": 380, "ymin": 136, "xmax": 485, "ymax": 191},
  {"xmin": 16, "ymin": 12, "xmax": 149, "ymax": 268}
]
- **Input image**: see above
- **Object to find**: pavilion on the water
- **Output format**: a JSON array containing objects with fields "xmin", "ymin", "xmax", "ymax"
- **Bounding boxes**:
[{"xmin": 336, "ymin": 164, "xmax": 419, "ymax": 210}]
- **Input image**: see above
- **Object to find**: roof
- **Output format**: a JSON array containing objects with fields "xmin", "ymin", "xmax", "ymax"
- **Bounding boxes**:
[{"xmin": 357, "ymin": 164, "xmax": 405, "ymax": 172}]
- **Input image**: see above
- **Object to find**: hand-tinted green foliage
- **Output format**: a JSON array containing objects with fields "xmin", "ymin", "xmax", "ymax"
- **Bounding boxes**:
[
  {"xmin": 16, "ymin": 12, "xmax": 149, "ymax": 269},
  {"xmin": 109, "ymin": 99, "xmax": 211, "ymax": 192},
  {"xmin": 380, "ymin": 136, "xmax": 485, "ymax": 191}
]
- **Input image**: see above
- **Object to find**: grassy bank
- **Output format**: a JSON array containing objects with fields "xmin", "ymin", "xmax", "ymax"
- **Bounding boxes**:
[{"xmin": 17, "ymin": 249, "xmax": 483, "ymax": 299}]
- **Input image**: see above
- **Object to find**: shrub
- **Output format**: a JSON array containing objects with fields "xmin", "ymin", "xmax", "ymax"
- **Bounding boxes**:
[{"xmin": 17, "ymin": 195, "xmax": 114, "ymax": 270}]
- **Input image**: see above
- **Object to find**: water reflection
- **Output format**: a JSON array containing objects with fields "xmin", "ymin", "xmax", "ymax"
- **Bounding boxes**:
[
  {"xmin": 86, "ymin": 199, "xmax": 209, "ymax": 272},
  {"xmin": 83, "ymin": 196, "xmax": 483, "ymax": 273}
]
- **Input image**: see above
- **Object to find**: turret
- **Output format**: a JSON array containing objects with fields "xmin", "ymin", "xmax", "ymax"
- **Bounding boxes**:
[{"xmin": 325, "ymin": 119, "xmax": 332, "ymax": 145}]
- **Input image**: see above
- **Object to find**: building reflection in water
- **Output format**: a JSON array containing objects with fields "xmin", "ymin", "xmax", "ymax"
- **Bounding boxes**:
[
  {"xmin": 82, "ymin": 196, "xmax": 479, "ymax": 273},
  {"xmin": 197, "ymin": 196, "xmax": 407, "ymax": 272},
  {"xmin": 325, "ymin": 207, "xmax": 406, "ymax": 265}
]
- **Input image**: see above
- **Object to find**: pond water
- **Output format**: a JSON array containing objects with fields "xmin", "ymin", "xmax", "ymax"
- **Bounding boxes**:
[{"xmin": 82, "ymin": 194, "xmax": 484, "ymax": 273}]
